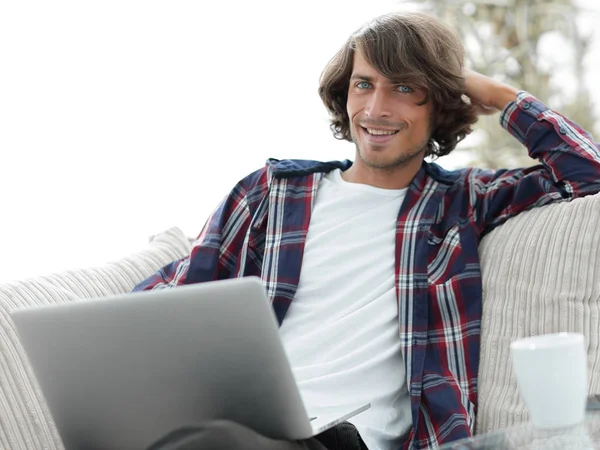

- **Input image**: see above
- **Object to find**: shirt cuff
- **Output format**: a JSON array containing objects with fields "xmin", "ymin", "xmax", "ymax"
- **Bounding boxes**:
[{"xmin": 499, "ymin": 91, "xmax": 550, "ymax": 146}]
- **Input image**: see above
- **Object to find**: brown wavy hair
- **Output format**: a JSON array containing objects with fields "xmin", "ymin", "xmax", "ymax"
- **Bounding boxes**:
[{"xmin": 318, "ymin": 12, "xmax": 477, "ymax": 158}]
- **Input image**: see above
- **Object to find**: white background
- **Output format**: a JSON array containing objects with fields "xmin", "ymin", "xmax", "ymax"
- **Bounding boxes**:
[{"xmin": 0, "ymin": 0, "xmax": 598, "ymax": 282}]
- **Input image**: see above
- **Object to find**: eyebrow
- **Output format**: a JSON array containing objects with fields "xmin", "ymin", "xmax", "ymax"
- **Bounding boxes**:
[
  {"xmin": 349, "ymin": 74, "xmax": 374, "ymax": 82},
  {"xmin": 349, "ymin": 73, "xmax": 414, "ymax": 87}
]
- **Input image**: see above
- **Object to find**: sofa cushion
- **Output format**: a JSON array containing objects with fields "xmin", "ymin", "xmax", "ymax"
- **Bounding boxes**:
[
  {"xmin": 0, "ymin": 227, "xmax": 191, "ymax": 450},
  {"xmin": 476, "ymin": 193, "xmax": 600, "ymax": 434}
]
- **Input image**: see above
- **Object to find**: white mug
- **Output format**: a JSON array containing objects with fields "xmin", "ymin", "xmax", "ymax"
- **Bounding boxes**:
[{"xmin": 510, "ymin": 332, "xmax": 588, "ymax": 429}]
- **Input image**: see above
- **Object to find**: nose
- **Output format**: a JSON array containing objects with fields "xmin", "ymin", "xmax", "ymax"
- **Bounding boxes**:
[{"xmin": 364, "ymin": 88, "xmax": 392, "ymax": 118}]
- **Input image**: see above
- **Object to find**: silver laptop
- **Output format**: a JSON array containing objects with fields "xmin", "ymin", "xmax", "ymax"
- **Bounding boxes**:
[{"xmin": 11, "ymin": 276, "xmax": 370, "ymax": 449}]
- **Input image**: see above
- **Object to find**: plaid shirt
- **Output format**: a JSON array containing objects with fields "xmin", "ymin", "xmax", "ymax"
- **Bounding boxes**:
[{"xmin": 134, "ymin": 92, "xmax": 600, "ymax": 449}]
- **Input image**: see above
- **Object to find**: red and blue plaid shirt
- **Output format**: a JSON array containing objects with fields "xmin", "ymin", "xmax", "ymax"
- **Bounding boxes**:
[{"xmin": 134, "ymin": 92, "xmax": 600, "ymax": 449}]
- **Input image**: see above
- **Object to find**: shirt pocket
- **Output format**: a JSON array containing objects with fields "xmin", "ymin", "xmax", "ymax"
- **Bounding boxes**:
[{"xmin": 427, "ymin": 223, "xmax": 466, "ymax": 284}]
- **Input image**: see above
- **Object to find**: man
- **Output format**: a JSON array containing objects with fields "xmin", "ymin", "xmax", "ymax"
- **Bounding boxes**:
[{"xmin": 136, "ymin": 11, "xmax": 600, "ymax": 450}]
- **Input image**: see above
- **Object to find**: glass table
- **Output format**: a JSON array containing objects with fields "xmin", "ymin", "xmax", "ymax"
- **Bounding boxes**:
[{"xmin": 438, "ymin": 412, "xmax": 600, "ymax": 449}]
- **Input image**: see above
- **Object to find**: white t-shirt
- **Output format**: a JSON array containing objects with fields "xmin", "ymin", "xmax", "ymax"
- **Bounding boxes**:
[{"xmin": 279, "ymin": 169, "xmax": 412, "ymax": 450}]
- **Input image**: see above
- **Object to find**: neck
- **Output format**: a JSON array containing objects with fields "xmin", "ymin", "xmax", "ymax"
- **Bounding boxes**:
[{"xmin": 341, "ymin": 155, "xmax": 423, "ymax": 190}]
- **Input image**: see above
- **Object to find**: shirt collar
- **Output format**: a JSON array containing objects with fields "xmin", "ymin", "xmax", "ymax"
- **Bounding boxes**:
[{"xmin": 267, "ymin": 158, "xmax": 462, "ymax": 186}]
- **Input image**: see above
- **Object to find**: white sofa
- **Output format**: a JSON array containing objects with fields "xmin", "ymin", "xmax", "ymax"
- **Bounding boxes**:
[{"xmin": 1, "ymin": 194, "xmax": 600, "ymax": 449}]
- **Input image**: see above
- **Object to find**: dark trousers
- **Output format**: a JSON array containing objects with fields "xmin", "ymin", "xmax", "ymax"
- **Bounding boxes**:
[{"xmin": 147, "ymin": 420, "xmax": 369, "ymax": 450}]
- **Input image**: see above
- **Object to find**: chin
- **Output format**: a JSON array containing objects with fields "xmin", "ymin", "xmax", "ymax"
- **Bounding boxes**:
[
  {"xmin": 358, "ymin": 141, "xmax": 426, "ymax": 168},
  {"xmin": 359, "ymin": 152, "xmax": 413, "ymax": 170}
]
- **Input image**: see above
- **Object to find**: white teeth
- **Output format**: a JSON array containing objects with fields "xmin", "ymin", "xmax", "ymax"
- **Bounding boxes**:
[{"xmin": 366, "ymin": 128, "xmax": 397, "ymax": 136}]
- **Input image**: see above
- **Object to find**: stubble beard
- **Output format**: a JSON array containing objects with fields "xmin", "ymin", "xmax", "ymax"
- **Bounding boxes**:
[{"xmin": 351, "ymin": 127, "xmax": 429, "ymax": 172}]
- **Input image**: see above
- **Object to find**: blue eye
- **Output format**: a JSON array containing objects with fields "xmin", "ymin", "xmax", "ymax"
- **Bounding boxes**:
[
  {"xmin": 397, "ymin": 85, "xmax": 414, "ymax": 93},
  {"xmin": 356, "ymin": 81, "xmax": 371, "ymax": 89}
]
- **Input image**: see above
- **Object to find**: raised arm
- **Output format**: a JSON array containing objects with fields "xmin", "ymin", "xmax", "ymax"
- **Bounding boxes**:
[{"xmin": 463, "ymin": 70, "xmax": 600, "ymax": 234}]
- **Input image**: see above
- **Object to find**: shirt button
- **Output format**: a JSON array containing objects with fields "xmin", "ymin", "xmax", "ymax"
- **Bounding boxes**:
[
  {"xmin": 522, "ymin": 102, "xmax": 531, "ymax": 110},
  {"xmin": 559, "ymin": 127, "xmax": 567, "ymax": 134}
]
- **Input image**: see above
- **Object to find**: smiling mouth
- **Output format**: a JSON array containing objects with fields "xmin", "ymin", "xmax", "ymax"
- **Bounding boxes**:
[{"xmin": 362, "ymin": 127, "xmax": 399, "ymax": 136}]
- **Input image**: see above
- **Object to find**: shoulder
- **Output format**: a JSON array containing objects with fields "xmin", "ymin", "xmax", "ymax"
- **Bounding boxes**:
[
  {"xmin": 423, "ymin": 161, "xmax": 469, "ymax": 186},
  {"xmin": 424, "ymin": 160, "xmax": 506, "ymax": 187}
]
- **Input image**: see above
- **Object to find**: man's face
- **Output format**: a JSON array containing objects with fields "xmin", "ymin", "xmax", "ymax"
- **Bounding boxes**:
[{"xmin": 346, "ymin": 51, "xmax": 435, "ymax": 170}]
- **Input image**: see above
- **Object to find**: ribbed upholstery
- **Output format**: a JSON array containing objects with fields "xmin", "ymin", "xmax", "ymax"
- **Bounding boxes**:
[{"xmin": 477, "ymin": 193, "xmax": 600, "ymax": 434}]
